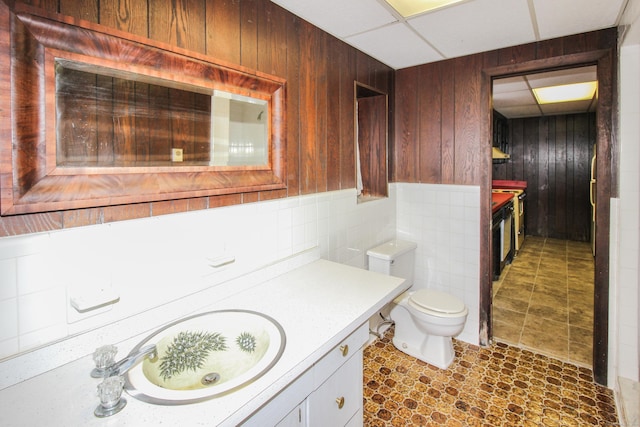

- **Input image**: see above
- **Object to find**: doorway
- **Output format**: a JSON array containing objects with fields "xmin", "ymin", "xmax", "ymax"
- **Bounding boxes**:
[
  {"xmin": 490, "ymin": 67, "xmax": 597, "ymax": 366},
  {"xmin": 480, "ymin": 50, "xmax": 615, "ymax": 385}
]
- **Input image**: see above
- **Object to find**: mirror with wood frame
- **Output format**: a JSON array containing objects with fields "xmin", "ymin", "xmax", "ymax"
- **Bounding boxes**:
[{"xmin": 1, "ymin": 5, "xmax": 286, "ymax": 215}]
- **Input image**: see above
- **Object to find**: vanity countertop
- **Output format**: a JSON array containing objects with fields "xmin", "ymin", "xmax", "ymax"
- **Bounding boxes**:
[{"xmin": 0, "ymin": 259, "xmax": 407, "ymax": 426}]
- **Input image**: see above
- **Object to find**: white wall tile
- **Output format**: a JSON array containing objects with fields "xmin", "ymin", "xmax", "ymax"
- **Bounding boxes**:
[
  {"xmin": 18, "ymin": 288, "xmax": 67, "ymax": 334},
  {"xmin": 395, "ymin": 182, "xmax": 481, "ymax": 345},
  {"xmin": 0, "ymin": 298, "xmax": 18, "ymax": 342},
  {"xmin": 0, "ymin": 183, "xmax": 473, "ymax": 380},
  {"xmin": 616, "ymin": 39, "xmax": 640, "ymax": 382},
  {"xmin": 0, "ymin": 259, "xmax": 17, "ymax": 300}
]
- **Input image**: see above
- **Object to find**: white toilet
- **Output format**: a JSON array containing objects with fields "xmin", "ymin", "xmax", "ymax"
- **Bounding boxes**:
[{"xmin": 367, "ymin": 240, "xmax": 468, "ymax": 370}]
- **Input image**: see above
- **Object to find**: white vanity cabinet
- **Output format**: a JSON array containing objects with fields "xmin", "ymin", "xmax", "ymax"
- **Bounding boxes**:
[
  {"xmin": 245, "ymin": 323, "xmax": 369, "ymax": 427},
  {"xmin": 306, "ymin": 348, "xmax": 363, "ymax": 426},
  {"xmin": 275, "ymin": 402, "xmax": 307, "ymax": 427}
]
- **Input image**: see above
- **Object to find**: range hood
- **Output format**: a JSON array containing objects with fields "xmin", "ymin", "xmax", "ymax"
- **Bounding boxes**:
[{"xmin": 492, "ymin": 147, "xmax": 510, "ymax": 159}]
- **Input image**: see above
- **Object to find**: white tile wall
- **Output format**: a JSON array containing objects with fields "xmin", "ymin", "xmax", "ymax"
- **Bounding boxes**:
[
  {"xmin": 0, "ymin": 183, "xmax": 480, "ymax": 387},
  {"xmin": 395, "ymin": 183, "xmax": 481, "ymax": 345},
  {"xmin": 616, "ymin": 39, "xmax": 640, "ymax": 382},
  {"xmin": 0, "ymin": 189, "xmax": 398, "ymax": 388}
]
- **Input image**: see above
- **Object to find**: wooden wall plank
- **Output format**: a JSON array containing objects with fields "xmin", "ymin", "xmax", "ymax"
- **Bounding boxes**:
[
  {"xmin": 552, "ymin": 116, "xmax": 566, "ymax": 239},
  {"xmin": 148, "ymin": 0, "xmax": 206, "ymax": 53},
  {"xmin": 392, "ymin": 67, "xmax": 418, "ymax": 182},
  {"xmin": 315, "ymin": 30, "xmax": 328, "ymax": 194},
  {"xmin": 20, "ymin": 0, "xmax": 57, "ymax": 11},
  {"xmin": 298, "ymin": 20, "xmax": 318, "ymax": 195},
  {"xmin": 239, "ymin": 0, "xmax": 258, "ymax": 69},
  {"xmin": 497, "ymin": 43, "xmax": 536, "ymax": 66},
  {"xmin": 256, "ymin": 0, "xmax": 287, "ymax": 76},
  {"xmin": 418, "ymin": 63, "xmax": 442, "ymax": 183},
  {"xmin": 99, "ymin": 0, "xmax": 148, "ymax": 37},
  {"xmin": 493, "ymin": 113, "xmax": 595, "ymax": 242},
  {"xmin": 206, "ymin": 0, "xmax": 241, "ymax": 64},
  {"xmin": 440, "ymin": 60, "xmax": 455, "ymax": 184},
  {"xmin": 340, "ymin": 44, "xmax": 357, "ymax": 190},
  {"xmin": 326, "ymin": 35, "xmax": 342, "ymax": 192},
  {"xmin": 454, "ymin": 55, "xmax": 483, "ymax": 186},
  {"xmin": 60, "ymin": 0, "xmax": 98, "ymax": 22},
  {"xmin": 284, "ymin": 12, "xmax": 300, "ymax": 196}
]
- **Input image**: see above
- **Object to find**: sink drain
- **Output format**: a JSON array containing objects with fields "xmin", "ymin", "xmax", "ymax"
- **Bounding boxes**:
[{"xmin": 201, "ymin": 372, "xmax": 221, "ymax": 386}]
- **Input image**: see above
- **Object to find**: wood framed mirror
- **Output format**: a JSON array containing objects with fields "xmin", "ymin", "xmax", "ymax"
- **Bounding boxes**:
[{"xmin": 1, "ymin": 5, "xmax": 286, "ymax": 215}]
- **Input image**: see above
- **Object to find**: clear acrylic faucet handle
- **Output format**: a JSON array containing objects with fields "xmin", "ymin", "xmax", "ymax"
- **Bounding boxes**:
[
  {"xmin": 92, "ymin": 345, "xmax": 118, "ymax": 375},
  {"xmin": 93, "ymin": 344, "xmax": 117, "ymax": 368},
  {"xmin": 94, "ymin": 375, "xmax": 127, "ymax": 417}
]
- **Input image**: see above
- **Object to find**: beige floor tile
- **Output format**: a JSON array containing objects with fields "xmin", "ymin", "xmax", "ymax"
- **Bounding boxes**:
[
  {"xmin": 521, "ymin": 316, "xmax": 569, "ymax": 359},
  {"xmin": 533, "ymin": 283, "xmax": 568, "ymax": 299},
  {"xmin": 492, "ymin": 237, "xmax": 594, "ymax": 368},
  {"xmin": 569, "ymin": 341, "xmax": 593, "ymax": 366},
  {"xmin": 527, "ymin": 302, "xmax": 568, "ymax": 323},
  {"xmin": 529, "ymin": 291, "xmax": 566, "ymax": 309},
  {"xmin": 493, "ymin": 294, "xmax": 530, "ymax": 313}
]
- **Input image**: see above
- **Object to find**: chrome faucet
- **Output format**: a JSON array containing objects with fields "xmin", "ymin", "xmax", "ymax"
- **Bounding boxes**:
[{"xmin": 91, "ymin": 344, "xmax": 158, "ymax": 378}]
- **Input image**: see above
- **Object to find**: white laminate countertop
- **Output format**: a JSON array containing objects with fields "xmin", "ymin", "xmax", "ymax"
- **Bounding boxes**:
[{"xmin": 0, "ymin": 259, "xmax": 407, "ymax": 427}]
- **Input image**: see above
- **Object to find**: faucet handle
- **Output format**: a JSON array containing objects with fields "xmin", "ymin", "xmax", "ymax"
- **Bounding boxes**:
[
  {"xmin": 91, "ymin": 344, "xmax": 118, "ymax": 377},
  {"xmin": 94, "ymin": 375, "xmax": 127, "ymax": 418}
]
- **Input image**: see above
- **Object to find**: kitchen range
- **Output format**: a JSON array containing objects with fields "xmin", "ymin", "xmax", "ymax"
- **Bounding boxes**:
[{"xmin": 491, "ymin": 180, "xmax": 527, "ymax": 280}]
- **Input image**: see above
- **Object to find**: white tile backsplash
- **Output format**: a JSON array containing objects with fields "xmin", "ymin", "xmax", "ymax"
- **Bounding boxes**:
[
  {"xmin": 0, "ymin": 259, "xmax": 16, "ymax": 300},
  {"xmin": 396, "ymin": 183, "xmax": 481, "ymax": 345},
  {"xmin": 0, "ymin": 298, "xmax": 18, "ymax": 342},
  {"xmin": 0, "ymin": 183, "xmax": 479, "ymax": 388}
]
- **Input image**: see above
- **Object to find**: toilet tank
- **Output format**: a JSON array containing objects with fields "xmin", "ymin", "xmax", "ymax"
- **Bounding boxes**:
[{"xmin": 367, "ymin": 240, "xmax": 417, "ymax": 285}]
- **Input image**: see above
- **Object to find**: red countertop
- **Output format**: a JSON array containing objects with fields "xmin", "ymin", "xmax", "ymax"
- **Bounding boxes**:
[
  {"xmin": 492, "ymin": 192, "xmax": 514, "ymax": 213},
  {"xmin": 492, "ymin": 180, "xmax": 527, "ymax": 190}
]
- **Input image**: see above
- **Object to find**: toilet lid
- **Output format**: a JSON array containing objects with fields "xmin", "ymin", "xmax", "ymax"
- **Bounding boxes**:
[{"xmin": 410, "ymin": 289, "xmax": 465, "ymax": 314}]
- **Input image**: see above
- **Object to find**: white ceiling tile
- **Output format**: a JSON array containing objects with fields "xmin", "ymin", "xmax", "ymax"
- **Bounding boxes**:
[
  {"xmin": 407, "ymin": 0, "xmax": 536, "ymax": 58},
  {"xmin": 495, "ymin": 105, "xmax": 543, "ymax": 118},
  {"xmin": 539, "ymin": 100, "xmax": 593, "ymax": 115},
  {"xmin": 533, "ymin": 0, "xmax": 626, "ymax": 40},
  {"xmin": 493, "ymin": 76, "xmax": 528, "ymax": 94},
  {"xmin": 526, "ymin": 66, "xmax": 597, "ymax": 88},
  {"xmin": 270, "ymin": 0, "xmax": 625, "ymax": 116},
  {"xmin": 493, "ymin": 90, "xmax": 537, "ymax": 108},
  {"xmin": 346, "ymin": 23, "xmax": 445, "ymax": 69},
  {"xmin": 270, "ymin": 0, "xmax": 397, "ymax": 38}
]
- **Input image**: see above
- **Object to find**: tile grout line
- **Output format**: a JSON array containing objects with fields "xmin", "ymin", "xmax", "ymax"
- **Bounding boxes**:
[{"xmin": 518, "ymin": 237, "xmax": 544, "ymax": 347}]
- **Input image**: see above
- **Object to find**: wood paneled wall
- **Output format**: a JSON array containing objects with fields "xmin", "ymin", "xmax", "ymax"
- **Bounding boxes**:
[
  {"xmin": 0, "ymin": 0, "xmax": 393, "ymax": 236},
  {"xmin": 493, "ymin": 113, "xmax": 597, "ymax": 242},
  {"xmin": 393, "ymin": 30, "xmax": 615, "ymax": 188},
  {"xmin": 394, "ymin": 27, "xmax": 617, "ymax": 384}
]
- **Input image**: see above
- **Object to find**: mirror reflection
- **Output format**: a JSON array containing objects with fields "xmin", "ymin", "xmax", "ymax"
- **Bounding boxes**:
[{"xmin": 55, "ymin": 60, "xmax": 269, "ymax": 168}]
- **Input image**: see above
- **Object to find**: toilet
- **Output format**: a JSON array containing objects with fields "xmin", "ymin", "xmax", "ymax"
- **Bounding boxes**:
[{"xmin": 367, "ymin": 240, "xmax": 468, "ymax": 370}]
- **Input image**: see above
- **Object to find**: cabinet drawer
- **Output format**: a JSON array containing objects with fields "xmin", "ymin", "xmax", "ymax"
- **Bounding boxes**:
[
  {"xmin": 307, "ymin": 350, "xmax": 363, "ymax": 427},
  {"xmin": 312, "ymin": 323, "xmax": 368, "ymax": 387}
]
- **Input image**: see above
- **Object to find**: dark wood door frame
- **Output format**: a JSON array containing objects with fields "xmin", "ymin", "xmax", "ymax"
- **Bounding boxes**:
[{"xmin": 480, "ymin": 49, "xmax": 617, "ymax": 386}]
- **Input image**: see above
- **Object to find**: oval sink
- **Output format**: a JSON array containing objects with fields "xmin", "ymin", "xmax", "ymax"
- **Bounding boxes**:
[{"xmin": 124, "ymin": 309, "xmax": 286, "ymax": 405}]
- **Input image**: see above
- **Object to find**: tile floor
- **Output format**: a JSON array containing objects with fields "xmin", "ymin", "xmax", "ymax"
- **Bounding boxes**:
[
  {"xmin": 492, "ymin": 236, "xmax": 594, "ymax": 366},
  {"xmin": 363, "ymin": 329, "xmax": 619, "ymax": 426}
]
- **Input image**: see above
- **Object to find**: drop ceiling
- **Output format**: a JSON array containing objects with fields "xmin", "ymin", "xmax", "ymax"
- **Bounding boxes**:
[
  {"xmin": 271, "ymin": 0, "xmax": 628, "ymax": 118},
  {"xmin": 493, "ymin": 66, "xmax": 598, "ymax": 118}
]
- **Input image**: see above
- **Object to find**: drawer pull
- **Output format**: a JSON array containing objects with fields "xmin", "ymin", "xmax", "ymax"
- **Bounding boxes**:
[
  {"xmin": 339, "ymin": 345, "xmax": 349, "ymax": 357},
  {"xmin": 335, "ymin": 396, "xmax": 345, "ymax": 409}
]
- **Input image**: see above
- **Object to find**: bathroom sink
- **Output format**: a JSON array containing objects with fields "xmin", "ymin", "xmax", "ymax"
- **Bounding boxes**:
[{"xmin": 124, "ymin": 309, "xmax": 286, "ymax": 405}]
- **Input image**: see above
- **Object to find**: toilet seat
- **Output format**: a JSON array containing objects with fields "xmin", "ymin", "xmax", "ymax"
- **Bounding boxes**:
[{"xmin": 408, "ymin": 289, "xmax": 465, "ymax": 315}]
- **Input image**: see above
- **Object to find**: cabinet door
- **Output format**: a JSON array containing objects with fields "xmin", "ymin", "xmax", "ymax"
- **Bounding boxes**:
[
  {"xmin": 307, "ymin": 351, "xmax": 363, "ymax": 427},
  {"xmin": 276, "ymin": 401, "xmax": 307, "ymax": 427}
]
